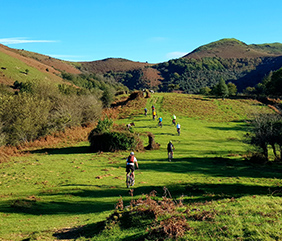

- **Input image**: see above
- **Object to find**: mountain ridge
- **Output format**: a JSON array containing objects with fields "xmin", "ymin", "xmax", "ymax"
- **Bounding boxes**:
[{"xmin": 1, "ymin": 38, "xmax": 282, "ymax": 92}]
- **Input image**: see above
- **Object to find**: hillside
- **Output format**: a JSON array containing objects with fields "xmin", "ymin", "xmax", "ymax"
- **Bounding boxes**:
[
  {"xmin": 0, "ymin": 44, "xmax": 64, "ymax": 86},
  {"xmin": 77, "ymin": 39, "xmax": 282, "ymax": 93},
  {"xmin": 13, "ymin": 48, "xmax": 82, "ymax": 75},
  {"xmin": 151, "ymin": 39, "xmax": 282, "ymax": 92},
  {"xmin": 1, "ymin": 38, "xmax": 282, "ymax": 94},
  {"xmin": 79, "ymin": 58, "xmax": 153, "ymax": 74},
  {"xmin": 184, "ymin": 38, "xmax": 282, "ymax": 59}
]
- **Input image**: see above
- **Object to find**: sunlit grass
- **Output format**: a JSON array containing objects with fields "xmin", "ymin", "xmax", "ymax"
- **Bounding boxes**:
[{"xmin": 1, "ymin": 93, "xmax": 282, "ymax": 240}]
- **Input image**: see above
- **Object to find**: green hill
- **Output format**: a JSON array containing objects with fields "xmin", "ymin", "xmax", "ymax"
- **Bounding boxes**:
[{"xmin": 184, "ymin": 38, "xmax": 282, "ymax": 59}]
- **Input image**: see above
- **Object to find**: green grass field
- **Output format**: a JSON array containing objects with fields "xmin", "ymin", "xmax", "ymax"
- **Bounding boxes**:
[{"xmin": 1, "ymin": 93, "xmax": 282, "ymax": 240}]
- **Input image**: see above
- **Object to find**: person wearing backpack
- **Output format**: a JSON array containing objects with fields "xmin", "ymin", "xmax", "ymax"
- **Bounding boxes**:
[
  {"xmin": 152, "ymin": 110, "xmax": 157, "ymax": 120},
  {"xmin": 126, "ymin": 152, "xmax": 139, "ymax": 184}
]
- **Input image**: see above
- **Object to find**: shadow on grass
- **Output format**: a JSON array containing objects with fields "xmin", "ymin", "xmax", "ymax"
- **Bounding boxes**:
[
  {"xmin": 51, "ymin": 180, "xmax": 282, "ymax": 240},
  {"xmin": 30, "ymin": 145, "xmax": 92, "ymax": 155},
  {"xmin": 164, "ymin": 182, "xmax": 281, "ymax": 203},
  {"xmin": 0, "ymin": 198, "xmax": 117, "ymax": 216},
  {"xmin": 53, "ymin": 211, "xmax": 150, "ymax": 240},
  {"xmin": 109, "ymin": 156, "xmax": 282, "ymax": 180},
  {"xmin": 53, "ymin": 221, "xmax": 105, "ymax": 240}
]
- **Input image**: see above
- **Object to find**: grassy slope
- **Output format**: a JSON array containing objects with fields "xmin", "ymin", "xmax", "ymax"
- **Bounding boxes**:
[
  {"xmin": 1, "ymin": 93, "xmax": 282, "ymax": 240},
  {"xmin": 184, "ymin": 38, "xmax": 282, "ymax": 59},
  {"xmin": 0, "ymin": 51, "xmax": 63, "ymax": 86}
]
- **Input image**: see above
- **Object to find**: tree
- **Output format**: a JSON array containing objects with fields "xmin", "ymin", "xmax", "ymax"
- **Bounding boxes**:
[
  {"xmin": 266, "ymin": 68, "xmax": 282, "ymax": 96},
  {"xmin": 247, "ymin": 113, "xmax": 282, "ymax": 161},
  {"xmin": 199, "ymin": 86, "xmax": 211, "ymax": 95},
  {"xmin": 218, "ymin": 78, "xmax": 229, "ymax": 99},
  {"xmin": 227, "ymin": 82, "xmax": 237, "ymax": 96},
  {"xmin": 101, "ymin": 87, "xmax": 115, "ymax": 108},
  {"xmin": 243, "ymin": 86, "xmax": 256, "ymax": 95},
  {"xmin": 212, "ymin": 78, "xmax": 229, "ymax": 99}
]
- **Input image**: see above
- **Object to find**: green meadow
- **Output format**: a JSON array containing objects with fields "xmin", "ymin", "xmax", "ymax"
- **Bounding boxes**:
[{"xmin": 1, "ymin": 93, "xmax": 282, "ymax": 240}]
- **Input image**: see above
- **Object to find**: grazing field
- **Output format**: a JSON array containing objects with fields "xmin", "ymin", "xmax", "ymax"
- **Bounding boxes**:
[{"xmin": 1, "ymin": 93, "xmax": 282, "ymax": 240}]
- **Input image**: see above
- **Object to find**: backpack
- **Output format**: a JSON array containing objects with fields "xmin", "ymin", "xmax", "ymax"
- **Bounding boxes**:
[{"xmin": 128, "ymin": 155, "xmax": 134, "ymax": 163}]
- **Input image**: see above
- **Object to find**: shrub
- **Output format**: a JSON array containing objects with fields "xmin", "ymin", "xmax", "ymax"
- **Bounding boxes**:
[
  {"xmin": 91, "ymin": 116, "xmax": 113, "ymax": 134},
  {"xmin": 0, "ymin": 81, "xmax": 103, "ymax": 146},
  {"xmin": 88, "ymin": 117, "xmax": 143, "ymax": 152},
  {"xmin": 246, "ymin": 113, "xmax": 282, "ymax": 161},
  {"xmin": 245, "ymin": 152, "xmax": 268, "ymax": 164},
  {"xmin": 88, "ymin": 131, "xmax": 142, "ymax": 152},
  {"xmin": 199, "ymin": 86, "xmax": 211, "ymax": 95},
  {"xmin": 101, "ymin": 87, "xmax": 116, "ymax": 108},
  {"xmin": 0, "ymin": 94, "xmax": 52, "ymax": 145}
]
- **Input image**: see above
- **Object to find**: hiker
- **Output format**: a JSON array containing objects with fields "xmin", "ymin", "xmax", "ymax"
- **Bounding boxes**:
[
  {"xmin": 126, "ymin": 122, "xmax": 135, "ymax": 130},
  {"xmin": 176, "ymin": 123, "xmax": 181, "ymax": 135},
  {"xmin": 167, "ymin": 140, "xmax": 175, "ymax": 161},
  {"xmin": 172, "ymin": 114, "xmax": 176, "ymax": 125},
  {"xmin": 158, "ymin": 116, "xmax": 163, "ymax": 127},
  {"xmin": 126, "ymin": 152, "xmax": 139, "ymax": 182},
  {"xmin": 152, "ymin": 110, "xmax": 157, "ymax": 120}
]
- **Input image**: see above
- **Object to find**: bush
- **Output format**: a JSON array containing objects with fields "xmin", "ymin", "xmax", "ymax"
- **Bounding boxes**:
[
  {"xmin": 88, "ymin": 118, "xmax": 143, "ymax": 152},
  {"xmin": 245, "ymin": 152, "xmax": 268, "ymax": 164},
  {"xmin": 101, "ymin": 87, "xmax": 116, "ymax": 108},
  {"xmin": 246, "ymin": 113, "xmax": 282, "ymax": 161},
  {"xmin": 0, "ymin": 94, "xmax": 52, "ymax": 145},
  {"xmin": 91, "ymin": 116, "xmax": 113, "ymax": 134},
  {"xmin": 88, "ymin": 131, "xmax": 142, "ymax": 152}
]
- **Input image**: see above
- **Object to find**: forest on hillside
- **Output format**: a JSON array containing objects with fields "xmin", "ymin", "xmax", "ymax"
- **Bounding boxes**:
[{"xmin": 107, "ymin": 56, "xmax": 282, "ymax": 93}]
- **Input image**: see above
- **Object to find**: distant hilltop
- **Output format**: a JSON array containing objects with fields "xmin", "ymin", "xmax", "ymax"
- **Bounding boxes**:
[{"xmin": 184, "ymin": 38, "xmax": 282, "ymax": 59}]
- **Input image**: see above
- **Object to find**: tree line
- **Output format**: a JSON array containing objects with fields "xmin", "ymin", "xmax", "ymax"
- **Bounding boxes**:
[{"xmin": 0, "ymin": 72, "xmax": 128, "ymax": 146}]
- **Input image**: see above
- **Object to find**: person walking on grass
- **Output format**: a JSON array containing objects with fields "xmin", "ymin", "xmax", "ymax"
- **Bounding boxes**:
[
  {"xmin": 152, "ymin": 110, "xmax": 157, "ymax": 120},
  {"xmin": 144, "ymin": 108, "xmax": 148, "ymax": 116},
  {"xmin": 158, "ymin": 116, "xmax": 163, "ymax": 127},
  {"xmin": 172, "ymin": 114, "xmax": 176, "ymax": 125},
  {"xmin": 176, "ymin": 123, "xmax": 181, "ymax": 135},
  {"xmin": 126, "ymin": 152, "xmax": 139, "ymax": 185},
  {"xmin": 167, "ymin": 140, "xmax": 175, "ymax": 161}
]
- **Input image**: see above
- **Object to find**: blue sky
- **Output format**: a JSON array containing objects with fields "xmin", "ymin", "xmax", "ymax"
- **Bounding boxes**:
[{"xmin": 1, "ymin": 0, "xmax": 282, "ymax": 63}]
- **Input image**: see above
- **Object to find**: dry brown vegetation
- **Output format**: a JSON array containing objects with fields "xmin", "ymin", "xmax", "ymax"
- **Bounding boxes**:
[
  {"xmin": 14, "ymin": 48, "xmax": 82, "ymax": 74},
  {"xmin": 80, "ymin": 58, "xmax": 153, "ymax": 74}
]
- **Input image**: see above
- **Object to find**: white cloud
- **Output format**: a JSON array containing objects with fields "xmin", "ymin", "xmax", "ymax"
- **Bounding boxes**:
[
  {"xmin": 0, "ymin": 37, "xmax": 57, "ymax": 45},
  {"xmin": 166, "ymin": 51, "xmax": 188, "ymax": 59}
]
